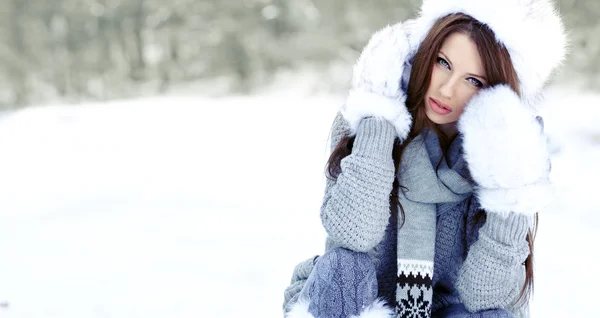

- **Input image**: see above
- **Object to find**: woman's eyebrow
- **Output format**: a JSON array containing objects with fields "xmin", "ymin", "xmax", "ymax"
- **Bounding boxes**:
[
  {"xmin": 440, "ymin": 51, "xmax": 453, "ymax": 67},
  {"xmin": 440, "ymin": 51, "xmax": 488, "ymax": 81}
]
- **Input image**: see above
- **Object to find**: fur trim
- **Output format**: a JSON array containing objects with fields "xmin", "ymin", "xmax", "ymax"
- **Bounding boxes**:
[
  {"xmin": 342, "ymin": 21, "xmax": 413, "ymax": 142},
  {"xmin": 342, "ymin": 90, "xmax": 412, "ymax": 141},
  {"xmin": 476, "ymin": 181, "xmax": 554, "ymax": 215},
  {"xmin": 285, "ymin": 299, "xmax": 395, "ymax": 318},
  {"xmin": 285, "ymin": 299, "xmax": 314, "ymax": 318},
  {"xmin": 407, "ymin": 0, "xmax": 568, "ymax": 106},
  {"xmin": 352, "ymin": 22, "xmax": 411, "ymax": 100},
  {"xmin": 350, "ymin": 299, "xmax": 395, "ymax": 318},
  {"xmin": 458, "ymin": 85, "xmax": 552, "ymax": 214}
]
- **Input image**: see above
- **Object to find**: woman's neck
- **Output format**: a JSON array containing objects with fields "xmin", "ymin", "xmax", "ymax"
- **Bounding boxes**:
[
  {"xmin": 438, "ymin": 122, "xmax": 458, "ymax": 140},
  {"xmin": 436, "ymin": 122, "xmax": 459, "ymax": 151}
]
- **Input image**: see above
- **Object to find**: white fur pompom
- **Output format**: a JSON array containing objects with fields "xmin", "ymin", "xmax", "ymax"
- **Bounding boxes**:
[
  {"xmin": 458, "ymin": 85, "xmax": 552, "ymax": 214},
  {"xmin": 342, "ymin": 90, "xmax": 412, "ymax": 142},
  {"xmin": 341, "ymin": 21, "xmax": 413, "ymax": 142},
  {"xmin": 352, "ymin": 22, "xmax": 411, "ymax": 99}
]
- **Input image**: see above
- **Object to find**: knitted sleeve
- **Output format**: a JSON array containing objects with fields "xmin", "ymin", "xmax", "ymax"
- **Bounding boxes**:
[
  {"xmin": 320, "ymin": 112, "xmax": 397, "ymax": 252},
  {"xmin": 456, "ymin": 211, "xmax": 531, "ymax": 313}
]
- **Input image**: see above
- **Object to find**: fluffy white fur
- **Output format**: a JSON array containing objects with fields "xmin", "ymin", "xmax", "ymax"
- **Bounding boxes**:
[
  {"xmin": 349, "ymin": 299, "xmax": 395, "ymax": 318},
  {"xmin": 343, "ymin": 90, "xmax": 412, "ymax": 141},
  {"xmin": 342, "ymin": 22, "xmax": 413, "ymax": 142},
  {"xmin": 285, "ymin": 299, "xmax": 314, "ymax": 318},
  {"xmin": 352, "ymin": 22, "xmax": 410, "ymax": 99},
  {"xmin": 458, "ymin": 85, "xmax": 552, "ymax": 215},
  {"xmin": 406, "ymin": 0, "xmax": 567, "ymax": 106},
  {"xmin": 477, "ymin": 181, "xmax": 554, "ymax": 216},
  {"xmin": 285, "ymin": 299, "xmax": 395, "ymax": 318}
]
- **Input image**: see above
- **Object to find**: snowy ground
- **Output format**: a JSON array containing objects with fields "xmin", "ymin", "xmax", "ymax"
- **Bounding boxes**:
[{"xmin": 0, "ymin": 86, "xmax": 598, "ymax": 317}]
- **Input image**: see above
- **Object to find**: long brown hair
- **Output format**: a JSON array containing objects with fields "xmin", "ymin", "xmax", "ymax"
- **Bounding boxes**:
[{"xmin": 326, "ymin": 13, "xmax": 536, "ymax": 307}]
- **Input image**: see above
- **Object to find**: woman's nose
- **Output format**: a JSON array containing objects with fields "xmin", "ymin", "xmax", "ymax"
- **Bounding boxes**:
[{"xmin": 439, "ymin": 78, "xmax": 456, "ymax": 99}]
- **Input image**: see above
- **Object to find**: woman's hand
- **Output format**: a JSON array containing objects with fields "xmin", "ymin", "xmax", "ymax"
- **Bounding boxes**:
[
  {"xmin": 341, "ymin": 22, "xmax": 413, "ymax": 142},
  {"xmin": 458, "ymin": 85, "xmax": 553, "ymax": 215}
]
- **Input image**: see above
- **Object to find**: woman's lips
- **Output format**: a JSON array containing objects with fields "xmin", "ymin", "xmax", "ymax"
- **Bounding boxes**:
[{"xmin": 429, "ymin": 97, "xmax": 452, "ymax": 115}]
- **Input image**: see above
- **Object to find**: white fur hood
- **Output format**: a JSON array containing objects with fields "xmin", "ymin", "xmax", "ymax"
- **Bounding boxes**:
[{"xmin": 403, "ymin": 0, "xmax": 568, "ymax": 106}]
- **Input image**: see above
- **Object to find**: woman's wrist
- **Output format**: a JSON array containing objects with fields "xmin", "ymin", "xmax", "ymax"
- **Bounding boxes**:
[
  {"xmin": 481, "ymin": 211, "xmax": 533, "ymax": 246},
  {"xmin": 352, "ymin": 117, "xmax": 397, "ymax": 159}
]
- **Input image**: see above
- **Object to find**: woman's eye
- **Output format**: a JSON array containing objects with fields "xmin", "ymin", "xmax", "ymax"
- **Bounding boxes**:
[
  {"xmin": 437, "ymin": 57, "xmax": 450, "ymax": 69},
  {"xmin": 468, "ymin": 77, "xmax": 483, "ymax": 88}
]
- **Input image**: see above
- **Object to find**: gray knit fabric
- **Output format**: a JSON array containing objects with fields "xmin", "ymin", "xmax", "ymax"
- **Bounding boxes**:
[
  {"xmin": 320, "ymin": 115, "xmax": 396, "ymax": 253},
  {"xmin": 283, "ymin": 113, "xmax": 532, "ymax": 317},
  {"xmin": 395, "ymin": 130, "xmax": 473, "ymax": 317},
  {"xmin": 456, "ymin": 212, "xmax": 531, "ymax": 312},
  {"xmin": 433, "ymin": 303, "xmax": 513, "ymax": 317},
  {"xmin": 322, "ymin": 114, "xmax": 399, "ymax": 307}
]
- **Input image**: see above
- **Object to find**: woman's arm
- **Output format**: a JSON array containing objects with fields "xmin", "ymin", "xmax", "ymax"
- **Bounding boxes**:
[
  {"xmin": 320, "ymin": 112, "xmax": 397, "ymax": 252},
  {"xmin": 455, "ymin": 85, "xmax": 551, "ymax": 313},
  {"xmin": 319, "ymin": 22, "xmax": 412, "ymax": 252},
  {"xmin": 456, "ymin": 211, "xmax": 531, "ymax": 312}
]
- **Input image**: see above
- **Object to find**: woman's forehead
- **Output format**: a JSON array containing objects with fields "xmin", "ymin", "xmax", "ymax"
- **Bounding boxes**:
[{"xmin": 440, "ymin": 33, "xmax": 486, "ymax": 77}]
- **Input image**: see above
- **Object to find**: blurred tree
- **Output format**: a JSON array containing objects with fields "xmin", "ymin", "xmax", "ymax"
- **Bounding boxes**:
[
  {"xmin": 130, "ymin": 0, "xmax": 147, "ymax": 80},
  {"xmin": 0, "ymin": 0, "xmax": 596, "ymax": 109},
  {"xmin": 7, "ymin": 0, "xmax": 30, "ymax": 106},
  {"xmin": 558, "ymin": 0, "xmax": 600, "ymax": 88}
]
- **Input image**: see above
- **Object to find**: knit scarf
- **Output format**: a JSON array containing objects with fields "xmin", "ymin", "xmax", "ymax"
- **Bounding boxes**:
[{"xmin": 394, "ymin": 130, "xmax": 473, "ymax": 317}]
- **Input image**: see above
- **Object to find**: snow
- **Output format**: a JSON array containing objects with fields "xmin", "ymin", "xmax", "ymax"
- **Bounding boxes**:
[{"xmin": 0, "ymin": 86, "xmax": 598, "ymax": 317}]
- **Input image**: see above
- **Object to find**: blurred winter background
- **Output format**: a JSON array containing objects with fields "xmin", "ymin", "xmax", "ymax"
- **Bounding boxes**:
[{"xmin": 0, "ymin": 0, "xmax": 598, "ymax": 317}]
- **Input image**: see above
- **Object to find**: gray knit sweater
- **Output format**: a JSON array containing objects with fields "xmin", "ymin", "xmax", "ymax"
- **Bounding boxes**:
[{"xmin": 284, "ymin": 113, "xmax": 531, "ymax": 315}]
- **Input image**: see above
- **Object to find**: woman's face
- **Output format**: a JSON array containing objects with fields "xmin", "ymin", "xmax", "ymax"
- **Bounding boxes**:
[{"xmin": 424, "ymin": 32, "xmax": 488, "ymax": 128}]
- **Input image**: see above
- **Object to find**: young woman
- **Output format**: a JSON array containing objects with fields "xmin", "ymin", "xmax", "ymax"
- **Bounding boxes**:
[{"xmin": 283, "ymin": 0, "xmax": 566, "ymax": 317}]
